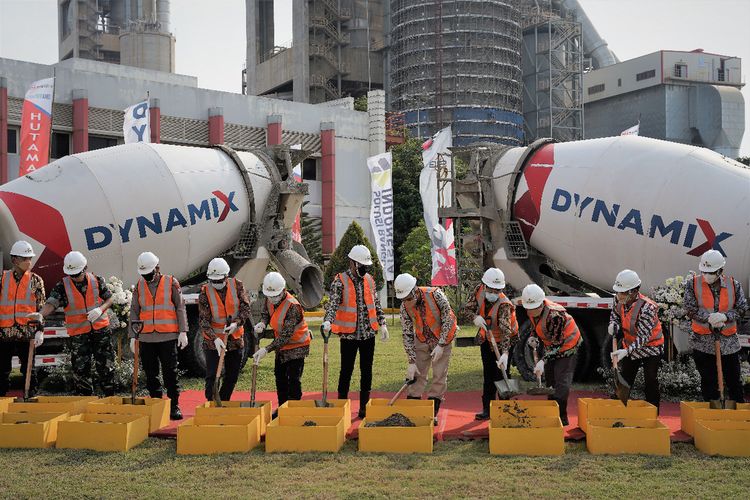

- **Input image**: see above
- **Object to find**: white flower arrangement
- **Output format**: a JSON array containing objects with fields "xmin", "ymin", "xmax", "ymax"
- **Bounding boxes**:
[
  {"xmin": 650, "ymin": 273, "xmax": 694, "ymax": 327},
  {"xmin": 105, "ymin": 276, "xmax": 133, "ymax": 330}
]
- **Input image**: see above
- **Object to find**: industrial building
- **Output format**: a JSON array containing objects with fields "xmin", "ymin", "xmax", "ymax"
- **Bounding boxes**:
[{"xmin": 583, "ymin": 50, "xmax": 745, "ymax": 158}]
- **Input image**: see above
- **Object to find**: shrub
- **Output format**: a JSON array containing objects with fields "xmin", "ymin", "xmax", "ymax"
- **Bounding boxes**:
[{"xmin": 323, "ymin": 221, "xmax": 384, "ymax": 290}]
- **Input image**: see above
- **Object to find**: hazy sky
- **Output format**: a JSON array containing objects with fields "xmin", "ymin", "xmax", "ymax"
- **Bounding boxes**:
[{"xmin": 0, "ymin": 0, "xmax": 748, "ymax": 155}]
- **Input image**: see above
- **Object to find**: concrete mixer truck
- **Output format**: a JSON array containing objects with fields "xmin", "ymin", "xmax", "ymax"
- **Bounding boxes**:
[
  {"xmin": 446, "ymin": 135, "xmax": 750, "ymax": 380},
  {"xmin": 0, "ymin": 143, "xmax": 324, "ymax": 375}
]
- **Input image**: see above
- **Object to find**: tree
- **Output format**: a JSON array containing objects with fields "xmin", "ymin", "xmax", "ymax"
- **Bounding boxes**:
[
  {"xmin": 737, "ymin": 156, "xmax": 750, "ymax": 167},
  {"xmin": 354, "ymin": 95, "xmax": 368, "ymax": 112},
  {"xmin": 392, "ymin": 137, "xmax": 425, "ymax": 274},
  {"xmin": 323, "ymin": 221, "xmax": 385, "ymax": 290},
  {"xmin": 300, "ymin": 202, "xmax": 322, "ymax": 267},
  {"xmin": 398, "ymin": 221, "xmax": 432, "ymax": 285}
]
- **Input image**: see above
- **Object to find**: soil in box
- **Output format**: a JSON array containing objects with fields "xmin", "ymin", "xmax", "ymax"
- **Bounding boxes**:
[
  {"xmin": 586, "ymin": 418, "xmax": 670, "ymax": 456},
  {"xmin": 358, "ymin": 415, "xmax": 434, "ymax": 454},
  {"xmin": 265, "ymin": 415, "xmax": 345, "ymax": 453}
]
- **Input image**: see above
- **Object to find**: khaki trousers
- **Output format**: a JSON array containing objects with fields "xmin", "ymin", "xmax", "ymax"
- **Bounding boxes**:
[{"xmin": 407, "ymin": 341, "xmax": 453, "ymax": 400}]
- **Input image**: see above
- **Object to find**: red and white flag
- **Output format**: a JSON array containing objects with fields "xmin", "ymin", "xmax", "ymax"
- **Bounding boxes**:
[
  {"xmin": 431, "ymin": 218, "xmax": 458, "ymax": 286},
  {"xmin": 290, "ymin": 144, "xmax": 303, "ymax": 243},
  {"xmin": 19, "ymin": 77, "xmax": 55, "ymax": 176}
]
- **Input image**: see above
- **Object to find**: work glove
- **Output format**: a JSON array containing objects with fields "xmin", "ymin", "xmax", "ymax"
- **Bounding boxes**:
[
  {"xmin": 224, "ymin": 322, "xmax": 238, "ymax": 336},
  {"xmin": 177, "ymin": 332, "xmax": 188, "ymax": 350},
  {"xmin": 26, "ymin": 312, "xmax": 44, "ymax": 323},
  {"xmin": 214, "ymin": 337, "xmax": 226, "ymax": 355},
  {"xmin": 611, "ymin": 348, "xmax": 628, "ymax": 363},
  {"xmin": 321, "ymin": 320, "xmax": 332, "ymax": 334},
  {"xmin": 34, "ymin": 331, "xmax": 44, "ymax": 348},
  {"xmin": 708, "ymin": 312, "xmax": 727, "ymax": 328},
  {"xmin": 406, "ymin": 363, "xmax": 420, "ymax": 380},
  {"xmin": 472, "ymin": 315, "xmax": 487, "ymax": 330},
  {"xmin": 497, "ymin": 352, "xmax": 508, "ymax": 371},
  {"xmin": 607, "ymin": 323, "xmax": 617, "ymax": 336},
  {"xmin": 527, "ymin": 336, "xmax": 539, "ymax": 349},
  {"xmin": 254, "ymin": 322, "xmax": 265, "ymax": 335},
  {"xmin": 87, "ymin": 307, "xmax": 103, "ymax": 322},
  {"xmin": 379, "ymin": 325, "xmax": 389, "ymax": 342},
  {"xmin": 130, "ymin": 338, "xmax": 137, "ymax": 354},
  {"xmin": 431, "ymin": 344, "xmax": 445, "ymax": 362},
  {"xmin": 253, "ymin": 347, "xmax": 268, "ymax": 365},
  {"xmin": 533, "ymin": 359, "xmax": 545, "ymax": 377}
]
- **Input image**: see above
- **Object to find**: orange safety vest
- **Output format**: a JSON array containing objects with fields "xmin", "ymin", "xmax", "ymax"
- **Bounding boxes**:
[
  {"xmin": 618, "ymin": 294, "xmax": 664, "ymax": 348},
  {"xmin": 0, "ymin": 271, "xmax": 36, "ymax": 328},
  {"xmin": 475, "ymin": 285, "xmax": 519, "ymax": 343},
  {"xmin": 203, "ymin": 278, "xmax": 245, "ymax": 341},
  {"xmin": 692, "ymin": 274, "xmax": 737, "ymax": 336},
  {"xmin": 331, "ymin": 272, "xmax": 379, "ymax": 334},
  {"xmin": 138, "ymin": 275, "xmax": 179, "ymax": 333},
  {"xmin": 268, "ymin": 292, "xmax": 311, "ymax": 351},
  {"xmin": 403, "ymin": 287, "xmax": 457, "ymax": 344},
  {"xmin": 530, "ymin": 300, "xmax": 581, "ymax": 353},
  {"xmin": 63, "ymin": 273, "xmax": 110, "ymax": 336}
]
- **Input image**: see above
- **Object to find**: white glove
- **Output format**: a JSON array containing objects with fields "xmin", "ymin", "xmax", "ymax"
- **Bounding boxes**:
[
  {"xmin": 214, "ymin": 337, "xmax": 226, "ymax": 355},
  {"xmin": 497, "ymin": 352, "xmax": 508, "ymax": 371},
  {"xmin": 611, "ymin": 348, "xmax": 628, "ymax": 363},
  {"xmin": 379, "ymin": 325, "xmax": 389, "ymax": 342},
  {"xmin": 130, "ymin": 338, "xmax": 136, "ymax": 353},
  {"xmin": 26, "ymin": 312, "xmax": 44, "ymax": 323},
  {"xmin": 473, "ymin": 315, "xmax": 487, "ymax": 329},
  {"xmin": 322, "ymin": 320, "xmax": 331, "ymax": 334},
  {"xmin": 34, "ymin": 331, "xmax": 44, "ymax": 348},
  {"xmin": 708, "ymin": 312, "xmax": 727, "ymax": 328},
  {"xmin": 607, "ymin": 323, "xmax": 616, "ymax": 336},
  {"xmin": 406, "ymin": 363, "xmax": 420, "ymax": 380},
  {"xmin": 431, "ymin": 344, "xmax": 444, "ymax": 362},
  {"xmin": 224, "ymin": 322, "xmax": 238, "ymax": 336},
  {"xmin": 177, "ymin": 332, "xmax": 188, "ymax": 350},
  {"xmin": 87, "ymin": 307, "xmax": 103, "ymax": 322},
  {"xmin": 527, "ymin": 336, "xmax": 539, "ymax": 349},
  {"xmin": 253, "ymin": 347, "xmax": 268, "ymax": 365},
  {"xmin": 533, "ymin": 359, "xmax": 545, "ymax": 377},
  {"xmin": 254, "ymin": 322, "xmax": 265, "ymax": 335}
]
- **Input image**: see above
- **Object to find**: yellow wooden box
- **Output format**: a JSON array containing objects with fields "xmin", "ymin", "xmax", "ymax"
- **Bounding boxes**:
[
  {"xmin": 490, "ymin": 400, "xmax": 559, "ymax": 421},
  {"xmin": 0, "ymin": 412, "xmax": 69, "ymax": 449},
  {"xmin": 196, "ymin": 401, "xmax": 272, "ymax": 436},
  {"xmin": 680, "ymin": 401, "xmax": 750, "ymax": 437},
  {"xmin": 85, "ymin": 397, "xmax": 170, "ymax": 433},
  {"xmin": 365, "ymin": 398, "xmax": 434, "ymax": 420},
  {"xmin": 57, "ymin": 413, "xmax": 150, "ymax": 451},
  {"xmin": 0, "ymin": 397, "xmax": 14, "ymax": 413},
  {"xmin": 8, "ymin": 396, "xmax": 99, "ymax": 416},
  {"xmin": 358, "ymin": 415, "xmax": 434, "ymax": 454},
  {"xmin": 586, "ymin": 418, "xmax": 670, "ymax": 456},
  {"xmin": 265, "ymin": 415, "xmax": 346, "ymax": 453},
  {"xmin": 489, "ymin": 416, "xmax": 564, "ymax": 456},
  {"xmin": 278, "ymin": 399, "xmax": 352, "ymax": 431},
  {"xmin": 694, "ymin": 419, "xmax": 750, "ymax": 457},
  {"xmin": 177, "ymin": 414, "xmax": 261, "ymax": 455},
  {"xmin": 577, "ymin": 398, "xmax": 657, "ymax": 433}
]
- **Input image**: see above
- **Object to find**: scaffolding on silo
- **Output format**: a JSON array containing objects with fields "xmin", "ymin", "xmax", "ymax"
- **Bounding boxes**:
[{"xmin": 309, "ymin": 0, "xmax": 351, "ymax": 103}]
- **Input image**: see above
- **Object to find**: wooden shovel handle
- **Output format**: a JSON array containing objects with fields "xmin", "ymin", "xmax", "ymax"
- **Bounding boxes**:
[
  {"xmin": 611, "ymin": 337, "xmax": 619, "ymax": 370},
  {"xmin": 715, "ymin": 337, "xmax": 724, "ymax": 398}
]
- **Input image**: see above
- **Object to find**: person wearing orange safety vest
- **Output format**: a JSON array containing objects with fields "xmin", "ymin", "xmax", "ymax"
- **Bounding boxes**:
[
  {"xmin": 683, "ymin": 250, "xmax": 747, "ymax": 403},
  {"xmin": 323, "ymin": 245, "xmax": 387, "ymax": 419},
  {"xmin": 128, "ymin": 252, "xmax": 188, "ymax": 420},
  {"xmin": 609, "ymin": 270, "xmax": 664, "ymax": 412},
  {"xmin": 0, "ymin": 241, "xmax": 46, "ymax": 398},
  {"xmin": 199, "ymin": 257, "xmax": 252, "ymax": 403},
  {"xmin": 463, "ymin": 268, "xmax": 519, "ymax": 420},
  {"xmin": 252, "ymin": 272, "xmax": 311, "ymax": 407},
  {"xmin": 395, "ymin": 273, "xmax": 457, "ymax": 424},
  {"xmin": 522, "ymin": 284, "xmax": 582, "ymax": 425},
  {"xmin": 40, "ymin": 251, "xmax": 116, "ymax": 396}
]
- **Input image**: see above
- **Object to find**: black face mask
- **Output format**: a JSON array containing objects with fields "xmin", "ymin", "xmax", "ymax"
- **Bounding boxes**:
[
  {"xmin": 142, "ymin": 271, "xmax": 155, "ymax": 282},
  {"xmin": 356, "ymin": 264, "xmax": 371, "ymax": 278}
]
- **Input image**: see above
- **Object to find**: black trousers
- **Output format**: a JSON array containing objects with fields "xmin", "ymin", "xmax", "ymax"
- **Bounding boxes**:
[
  {"xmin": 693, "ymin": 349, "xmax": 745, "ymax": 403},
  {"xmin": 204, "ymin": 348, "xmax": 242, "ymax": 402},
  {"xmin": 275, "ymin": 356, "xmax": 305, "ymax": 406},
  {"xmin": 139, "ymin": 339, "xmax": 180, "ymax": 405},
  {"xmin": 479, "ymin": 341, "xmax": 512, "ymax": 407},
  {"xmin": 0, "ymin": 339, "xmax": 36, "ymax": 397},
  {"xmin": 544, "ymin": 353, "xmax": 577, "ymax": 403},
  {"xmin": 619, "ymin": 355, "xmax": 661, "ymax": 412},
  {"xmin": 337, "ymin": 337, "xmax": 375, "ymax": 400}
]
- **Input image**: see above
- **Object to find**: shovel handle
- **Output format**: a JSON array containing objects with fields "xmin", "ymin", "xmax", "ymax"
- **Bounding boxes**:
[
  {"xmin": 24, "ymin": 337, "xmax": 35, "ymax": 401},
  {"xmin": 132, "ymin": 337, "xmax": 139, "ymax": 405},
  {"xmin": 714, "ymin": 335, "xmax": 724, "ymax": 400},
  {"xmin": 388, "ymin": 378, "xmax": 416, "ymax": 406},
  {"xmin": 532, "ymin": 345, "xmax": 543, "ymax": 388},
  {"xmin": 322, "ymin": 337, "xmax": 329, "ymax": 403},
  {"xmin": 214, "ymin": 347, "xmax": 225, "ymax": 407},
  {"xmin": 611, "ymin": 337, "xmax": 619, "ymax": 370}
]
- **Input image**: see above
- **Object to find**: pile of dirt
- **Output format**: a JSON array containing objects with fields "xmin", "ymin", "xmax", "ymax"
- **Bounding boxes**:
[
  {"xmin": 363, "ymin": 413, "xmax": 416, "ymax": 428},
  {"xmin": 499, "ymin": 402, "xmax": 531, "ymax": 428},
  {"xmin": 611, "ymin": 421, "xmax": 642, "ymax": 428}
]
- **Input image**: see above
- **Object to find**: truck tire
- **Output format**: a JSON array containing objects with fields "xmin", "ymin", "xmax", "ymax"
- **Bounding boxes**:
[
  {"xmin": 513, "ymin": 320, "xmax": 593, "ymax": 382},
  {"xmin": 179, "ymin": 321, "xmax": 253, "ymax": 377}
]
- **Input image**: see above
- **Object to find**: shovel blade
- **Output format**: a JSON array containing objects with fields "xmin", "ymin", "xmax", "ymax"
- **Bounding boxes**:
[
  {"xmin": 122, "ymin": 397, "xmax": 147, "ymax": 405},
  {"xmin": 527, "ymin": 387, "xmax": 554, "ymax": 396},
  {"xmin": 494, "ymin": 380, "xmax": 519, "ymax": 399},
  {"xmin": 314, "ymin": 400, "xmax": 333, "ymax": 408},
  {"xmin": 238, "ymin": 402, "xmax": 264, "ymax": 408},
  {"xmin": 710, "ymin": 399, "xmax": 737, "ymax": 410}
]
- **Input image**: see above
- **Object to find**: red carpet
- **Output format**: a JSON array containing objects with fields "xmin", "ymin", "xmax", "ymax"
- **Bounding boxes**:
[{"xmin": 148, "ymin": 389, "xmax": 692, "ymax": 443}]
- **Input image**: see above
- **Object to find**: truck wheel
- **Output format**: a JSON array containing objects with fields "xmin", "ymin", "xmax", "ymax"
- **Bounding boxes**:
[
  {"xmin": 513, "ymin": 320, "xmax": 593, "ymax": 382},
  {"xmin": 179, "ymin": 321, "xmax": 206, "ymax": 377}
]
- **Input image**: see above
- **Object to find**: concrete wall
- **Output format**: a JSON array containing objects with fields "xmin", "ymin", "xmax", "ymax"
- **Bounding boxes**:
[{"xmin": 585, "ymin": 85, "xmax": 666, "ymax": 139}]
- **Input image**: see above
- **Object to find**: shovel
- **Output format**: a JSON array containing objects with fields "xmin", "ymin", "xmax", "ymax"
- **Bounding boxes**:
[
  {"xmin": 527, "ymin": 346, "xmax": 554, "ymax": 396},
  {"xmin": 15, "ymin": 320, "xmax": 43, "ymax": 403},
  {"xmin": 710, "ymin": 330, "xmax": 737, "ymax": 409},
  {"xmin": 315, "ymin": 325, "xmax": 333, "ymax": 407},
  {"xmin": 388, "ymin": 377, "xmax": 417, "ymax": 406},
  {"xmin": 240, "ymin": 330, "xmax": 264, "ymax": 408},
  {"xmin": 123, "ymin": 320, "xmax": 146, "ymax": 405},
  {"xmin": 213, "ymin": 316, "xmax": 233, "ymax": 408},
  {"xmin": 485, "ymin": 327, "xmax": 519, "ymax": 399},
  {"xmin": 612, "ymin": 336, "xmax": 631, "ymax": 406}
]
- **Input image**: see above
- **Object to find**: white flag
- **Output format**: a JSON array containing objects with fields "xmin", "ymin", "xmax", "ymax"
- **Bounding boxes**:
[
  {"xmin": 621, "ymin": 122, "xmax": 639, "ymax": 136},
  {"xmin": 367, "ymin": 152, "xmax": 394, "ymax": 281},
  {"xmin": 123, "ymin": 100, "xmax": 151, "ymax": 143}
]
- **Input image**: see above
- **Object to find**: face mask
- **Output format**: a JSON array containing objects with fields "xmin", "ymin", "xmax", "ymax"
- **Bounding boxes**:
[
  {"xmin": 269, "ymin": 294, "xmax": 285, "ymax": 305},
  {"xmin": 703, "ymin": 273, "xmax": 719, "ymax": 285},
  {"xmin": 142, "ymin": 271, "xmax": 155, "ymax": 282},
  {"xmin": 210, "ymin": 281, "xmax": 226, "ymax": 290},
  {"xmin": 356, "ymin": 264, "xmax": 371, "ymax": 278},
  {"xmin": 485, "ymin": 293, "xmax": 499, "ymax": 303}
]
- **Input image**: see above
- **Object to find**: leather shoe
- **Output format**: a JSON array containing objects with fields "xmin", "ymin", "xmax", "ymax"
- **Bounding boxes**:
[{"xmin": 170, "ymin": 406, "xmax": 183, "ymax": 420}]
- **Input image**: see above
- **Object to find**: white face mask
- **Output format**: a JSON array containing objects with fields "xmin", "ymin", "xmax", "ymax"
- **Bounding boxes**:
[
  {"xmin": 210, "ymin": 281, "xmax": 226, "ymax": 290},
  {"xmin": 703, "ymin": 273, "xmax": 719, "ymax": 285},
  {"xmin": 485, "ymin": 292, "xmax": 499, "ymax": 303},
  {"xmin": 268, "ymin": 293, "xmax": 284, "ymax": 305}
]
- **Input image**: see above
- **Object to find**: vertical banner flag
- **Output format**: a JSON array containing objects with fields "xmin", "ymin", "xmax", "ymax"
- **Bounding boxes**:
[
  {"xmin": 621, "ymin": 122, "xmax": 640, "ymax": 136},
  {"xmin": 19, "ymin": 77, "xmax": 55, "ymax": 176},
  {"xmin": 291, "ymin": 144, "xmax": 303, "ymax": 243},
  {"xmin": 367, "ymin": 152, "xmax": 394, "ymax": 281},
  {"xmin": 419, "ymin": 126, "xmax": 457, "ymax": 285},
  {"xmin": 123, "ymin": 100, "xmax": 151, "ymax": 143}
]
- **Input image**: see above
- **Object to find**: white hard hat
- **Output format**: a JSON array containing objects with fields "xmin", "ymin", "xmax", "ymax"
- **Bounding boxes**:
[
  {"xmin": 481, "ymin": 268, "xmax": 505, "ymax": 289},
  {"xmin": 262, "ymin": 272, "xmax": 286, "ymax": 298},
  {"xmin": 699, "ymin": 250, "xmax": 726, "ymax": 273},
  {"xmin": 10, "ymin": 240, "xmax": 35, "ymax": 258},
  {"xmin": 137, "ymin": 251, "xmax": 159, "ymax": 275},
  {"xmin": 206, "ymin": 257, "xmax": 230, "ymax": 280},
  {"xmin": 521, "ymin": 284, "xmax": 545, "ymax": 309},
  {"xmin": 63, "ymin": 251, "xmax": 87, "ymax": 275},
  {"xmin": 613, "ymin": 269, "xmax": 641, "ymax": 293},
  {"xmin": 348, "ymin": 245, "xmax": 373, "ymax": 266},
  {"xmin": 394, "ymin": 273, "xmax": 418, "ymax": 299}
]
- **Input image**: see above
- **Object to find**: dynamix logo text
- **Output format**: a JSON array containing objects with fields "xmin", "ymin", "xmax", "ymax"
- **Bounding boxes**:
[
  {"xmin": 551, "ymin": 188, "xmax": 732, "ymax": 256},
  {"xmin": 84, "ymin": 190, "xmax": 239, "ymax": 251}
]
